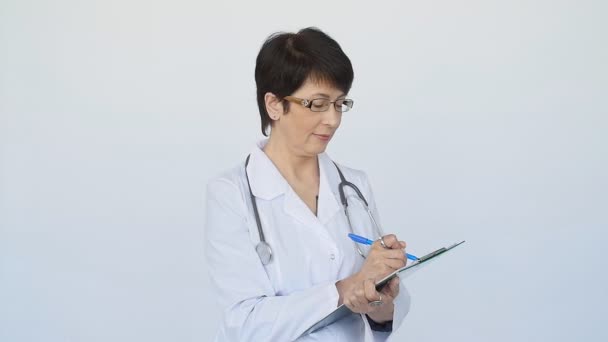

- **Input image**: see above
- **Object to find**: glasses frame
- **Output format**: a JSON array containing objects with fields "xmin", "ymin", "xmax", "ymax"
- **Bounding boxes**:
[{"xmin": 283, "ymin": 95, "xmax": 354, "ymax": 113}]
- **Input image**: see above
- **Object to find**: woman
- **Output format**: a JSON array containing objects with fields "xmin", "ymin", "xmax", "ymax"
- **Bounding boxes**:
[{"xmin": 205, "ymin": 27, "xmax": 411, "ymax": 341}]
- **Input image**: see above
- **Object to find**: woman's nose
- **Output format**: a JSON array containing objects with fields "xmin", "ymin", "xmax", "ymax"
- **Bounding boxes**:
[{"xmin": 321, "ymin": 105, "xmax": 341, "ymax": 127}]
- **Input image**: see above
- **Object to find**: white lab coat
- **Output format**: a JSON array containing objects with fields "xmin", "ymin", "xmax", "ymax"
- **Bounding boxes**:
[{"xmin": 204, "ymin": 139, "xmax": 410, "ymax": 341}]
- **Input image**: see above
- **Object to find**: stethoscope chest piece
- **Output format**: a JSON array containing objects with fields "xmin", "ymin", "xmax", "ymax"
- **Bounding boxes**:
[{"xmin": 256, "ymin": 241, "xmax": 273, "ymax": 265}]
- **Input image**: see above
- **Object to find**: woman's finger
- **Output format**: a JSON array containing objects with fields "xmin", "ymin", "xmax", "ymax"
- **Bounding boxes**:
[
  {"xmin": 380, "ymin": 234, "xmax": 398, "ymax": 248},
  {"xmin": 378, "ymin": 248, "xmax": 407, "ymax": 262},
  {"xmin": 388, "ymin": 276, "xmax": 400, "ymax": 297},
  {"xmin": 377, "ymin": 277, "xmax": 399, "ymax": 305},
  {"xmin": 382, "ymin": 258, "xmax": 406, "ymax": 271},
  {"xmin": 386, "ymin": 237, "xmax": 406, "ymax": 250},
  {"xmin": 363, "ymin": 278, "xmax": 380, "ymax": 302}
]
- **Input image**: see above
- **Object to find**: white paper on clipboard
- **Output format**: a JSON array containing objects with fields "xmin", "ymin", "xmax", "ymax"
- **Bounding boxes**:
[{"xmin": 299, "ymin": 240, "xmax": 465, "ymax": 338}]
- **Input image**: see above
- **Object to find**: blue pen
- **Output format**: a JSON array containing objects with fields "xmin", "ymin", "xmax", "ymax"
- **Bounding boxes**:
[{"xmin": 348, "ymin": 233, "xmax": 419, "ymax": 261}]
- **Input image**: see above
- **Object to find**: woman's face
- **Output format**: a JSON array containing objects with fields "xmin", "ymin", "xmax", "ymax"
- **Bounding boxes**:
[{"xmin": 272, "ymin": 78, "xmax": 345, "ymax": 157}]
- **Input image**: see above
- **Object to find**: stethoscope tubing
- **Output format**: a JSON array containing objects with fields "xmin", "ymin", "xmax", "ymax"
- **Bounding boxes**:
[{"xmin": 245, "ymin": 155, "xmax": 383, "ymax": 265}]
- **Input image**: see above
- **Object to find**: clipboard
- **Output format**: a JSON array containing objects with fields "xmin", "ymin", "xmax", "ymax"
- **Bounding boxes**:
[{"xmin": 299, "ymin": 240, "xmax": 465, "ymax": 337}]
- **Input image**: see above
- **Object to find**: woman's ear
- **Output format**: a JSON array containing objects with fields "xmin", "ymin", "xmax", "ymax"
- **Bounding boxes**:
[{"xmin": 264, "ymin": 92, "xmax": 284, "ymax": 120}]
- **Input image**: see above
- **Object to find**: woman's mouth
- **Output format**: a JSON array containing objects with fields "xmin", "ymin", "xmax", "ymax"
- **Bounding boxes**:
[{"xmin": 313, "ymin": 133, "xmax": 331, "ymax": 141}]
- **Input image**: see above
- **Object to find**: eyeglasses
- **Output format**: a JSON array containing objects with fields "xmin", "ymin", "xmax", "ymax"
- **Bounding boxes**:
[{"xmin": 284, "ymin": 96, "xmax": 354, "ymax": 113}]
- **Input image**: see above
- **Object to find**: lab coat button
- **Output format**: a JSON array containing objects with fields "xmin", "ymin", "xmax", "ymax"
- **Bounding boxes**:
[{"xmin": 330, "ymin": 253, "xmax": 335, "ymax": 260}]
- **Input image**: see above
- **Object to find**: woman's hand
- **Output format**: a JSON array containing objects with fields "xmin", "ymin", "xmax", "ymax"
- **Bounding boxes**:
[
  {"xmin": 335, "ymin": 234, "xmax": 407, "ymax": 318},
  {"xmin": 335, "ymin": 274, "xmax": 401, "ymax": 319},
  {"xmin": 367, "ymin": 277, "xmax": 400, "ymax": 323},
  {"xmin": 357, "ymin": 234, "xmax": 407, "ymax": 282}
]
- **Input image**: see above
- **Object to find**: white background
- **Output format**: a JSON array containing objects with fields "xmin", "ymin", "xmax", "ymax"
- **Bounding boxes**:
[{"xmin": 1, "ymin": 0, "xmax": 607, "ymax": 341}]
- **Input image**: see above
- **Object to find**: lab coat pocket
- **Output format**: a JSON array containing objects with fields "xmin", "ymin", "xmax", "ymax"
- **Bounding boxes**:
[{"xmin": 263, "ymin": 219, "xmax": 337, "ymax": 296}]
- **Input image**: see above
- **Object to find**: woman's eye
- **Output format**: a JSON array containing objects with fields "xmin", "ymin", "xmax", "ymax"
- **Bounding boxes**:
[{"xmin": 312, "ymin": 101, "xmax": 328, "ymax": 109}]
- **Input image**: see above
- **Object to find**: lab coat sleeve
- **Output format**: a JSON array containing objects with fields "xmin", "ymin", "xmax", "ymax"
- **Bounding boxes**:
[
  {"xmin": 360, "ymin": 172, "xmax": 412, "ymax": 341},
  {"xmin": 204, "ymin": 178, "xmax": 341, "ymax": 341}
]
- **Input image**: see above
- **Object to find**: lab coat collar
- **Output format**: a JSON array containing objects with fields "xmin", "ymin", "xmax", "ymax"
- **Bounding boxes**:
[
  {"xmin": 246, "ymin": 140, "xmax": 288, "ymax": 201},
  {"xmin": 246, "ymin": 139, "xmax": 341, "ymax": 225}
]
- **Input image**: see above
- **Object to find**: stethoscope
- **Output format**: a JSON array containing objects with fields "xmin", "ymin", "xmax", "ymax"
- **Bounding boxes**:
[{"xmin": 244, "ymin": 155, "xmax": 385, "ymax": 265}]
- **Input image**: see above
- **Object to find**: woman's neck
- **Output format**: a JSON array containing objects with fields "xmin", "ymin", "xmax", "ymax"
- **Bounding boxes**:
[{"xmin": 263, "ymin": 135, "xmax": 319, "ymax": 183}]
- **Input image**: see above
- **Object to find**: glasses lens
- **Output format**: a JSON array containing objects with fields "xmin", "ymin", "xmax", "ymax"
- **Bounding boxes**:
[
  {"xmin": 338, "ymin": 99, "xmax": 353, "ymax": 112},
  {"xmin": 310, "ymin": 99, "xmax": 330, "ymax": 112}
]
